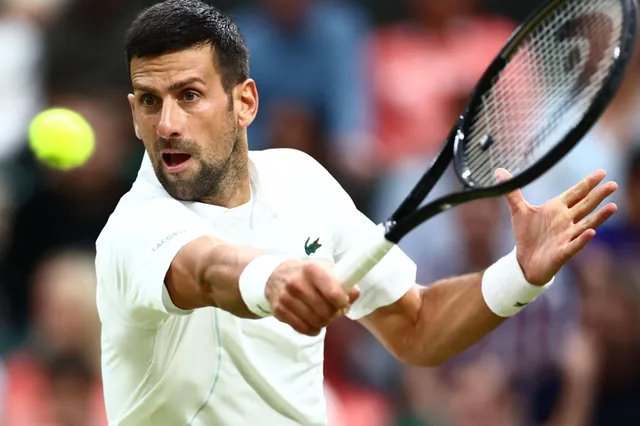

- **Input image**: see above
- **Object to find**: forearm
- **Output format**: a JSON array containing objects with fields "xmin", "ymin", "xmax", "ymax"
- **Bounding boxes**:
[
  {"xmin": 194, "ymin": 239, "xmax": 264, "ymax": 318},
  {"xmin": 409, "ymin": 273, "xmax": 504, "ymax": 365}
]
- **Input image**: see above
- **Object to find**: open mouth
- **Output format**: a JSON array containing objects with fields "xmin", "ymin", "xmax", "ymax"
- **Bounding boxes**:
[{"xmin": 161, "ymin": 150, "xmax": 192, "ymax": 172}]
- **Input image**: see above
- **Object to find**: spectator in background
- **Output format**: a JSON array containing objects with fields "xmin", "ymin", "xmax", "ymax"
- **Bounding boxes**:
[
  {"xmin": 447, "ymin": 356, "xmax": 522, "ymax": 426},
  {"xmin": 0, "ymin": 88, "xmax": 137, "ymax": 339},
  {"xmin": 43, "ymin": 0, "xmax": 156, "ymax": 92},
  {"xmin": 48, "ymin": 353, "xmax": 101, "ymax": 426},
  {"xmin": 230, "ymin": 0, "xmax": 374, "ymax": 201},
  {"xmin": 396, "ymin": 356, "xmax": 523, "ymax": 426},
  {"xmin": 0, "ymin": 176, "xmax": 16, "ymax": 355},
  {"xmin": 368, "ymin": 0, "xmax": 515, "ymax": 168},
  {"xmin": 323, "ymin": 316, "xmax": 396, "ymax": 426},
  {"xmin": 1, "ymin": 249, "xmax": 106, "ymax": 426},
  {"xmin": 0, "ymin": 0, "xmax": 148, "ymax": 342},
  {"xmin": 395, "ymin": 365, "xmax": 452, "ymax": 426},
  {"xmin": 0, "ymin": 0, "xmax": 69, "ymax": 163}
]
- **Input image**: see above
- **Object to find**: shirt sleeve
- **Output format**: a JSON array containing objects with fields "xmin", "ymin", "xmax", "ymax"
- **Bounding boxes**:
[
  {"xmin": 336, "ymin": 211, "xmax": 417, "ymax": 320},
  {"xmin": 287, "ymin": 150, "xmax": 417, "ymax": 320},
  {"xmin": 96, "ymin": 196, "xmax": 214, "ymax": 327}
]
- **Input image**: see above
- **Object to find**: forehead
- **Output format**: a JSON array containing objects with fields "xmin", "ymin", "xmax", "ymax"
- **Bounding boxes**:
[{"xmin": 130, "ymin": 45, "xmax": 221, "ymax": 90}]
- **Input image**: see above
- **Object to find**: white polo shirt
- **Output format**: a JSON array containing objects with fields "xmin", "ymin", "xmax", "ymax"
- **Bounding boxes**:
[{"xmin": 95, "ymin": 148, "xmax": 416, "ymax": 426}]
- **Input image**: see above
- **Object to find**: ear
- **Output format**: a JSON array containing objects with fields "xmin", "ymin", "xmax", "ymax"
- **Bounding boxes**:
[
  {"xmin": 234, "ymin": 79, "xmax": 258, "ymax": 129},
  {"xmin": 128, "ymin": 94, "xmax": 142, "ymax": 140}
]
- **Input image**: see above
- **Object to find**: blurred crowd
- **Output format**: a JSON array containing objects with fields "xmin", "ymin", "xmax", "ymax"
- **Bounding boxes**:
[{"xmin": 0, "ymin": 0, "xmax": 639, "ymax": 425}]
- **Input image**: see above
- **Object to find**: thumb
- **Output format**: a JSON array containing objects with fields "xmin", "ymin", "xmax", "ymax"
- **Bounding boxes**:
[
  {"xmin": 347, "ymin": 285, "xmax": 360, "ymax": 304},
  {"xmin": 495, "ymin": 168, "xmax": 526, "ymax": 215}
]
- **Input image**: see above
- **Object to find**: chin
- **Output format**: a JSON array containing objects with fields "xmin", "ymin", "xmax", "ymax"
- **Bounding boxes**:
[
  {"xmin": 164, "ymin": 184, "xmax": 199, "ymax": 202},
  {"xmin": 156, "ymin": 173, "xmax": 197, "ymax": 201}
]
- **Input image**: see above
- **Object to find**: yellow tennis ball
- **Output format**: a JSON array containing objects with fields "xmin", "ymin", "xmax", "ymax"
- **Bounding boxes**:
[{"xmin": 28, "ymin": 108, "xmax": 95, "ymax": 171}]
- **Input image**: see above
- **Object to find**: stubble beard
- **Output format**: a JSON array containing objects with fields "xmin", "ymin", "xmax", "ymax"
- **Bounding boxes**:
[{"xmin": 154, "ymin": 120, "xmax": 246, "ymax": 204}]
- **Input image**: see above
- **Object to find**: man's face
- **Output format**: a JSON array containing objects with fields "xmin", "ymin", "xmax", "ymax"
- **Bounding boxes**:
[{"xmin": 129, "ymin": 45, "xmax": 246, "ymax": 202}]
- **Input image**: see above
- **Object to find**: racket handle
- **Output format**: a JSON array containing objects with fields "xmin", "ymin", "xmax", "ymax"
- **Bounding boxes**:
[{"xmin": 334, "ymin": 230, "xmax": 395, "ymax": 291}]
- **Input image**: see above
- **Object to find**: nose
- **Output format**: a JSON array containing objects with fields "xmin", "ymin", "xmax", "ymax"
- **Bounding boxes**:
[{"xmin": 157, "ymin": 100, "xmax": 184, "ymax": 140}]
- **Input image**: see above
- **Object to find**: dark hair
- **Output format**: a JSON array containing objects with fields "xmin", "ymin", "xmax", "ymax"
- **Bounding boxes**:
[{"xmin": 124, "ymin": 0, "xmax": 249, "ymax": 93}]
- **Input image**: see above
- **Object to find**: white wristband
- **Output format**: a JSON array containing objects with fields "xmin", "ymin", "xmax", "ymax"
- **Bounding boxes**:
[
  {"xmin": 481, "ymin": 247, "xmax": 554, "ymax": 317},
  {"xmin": 239, "ymin": 255, "xmax": 296, "ymax": 318}
]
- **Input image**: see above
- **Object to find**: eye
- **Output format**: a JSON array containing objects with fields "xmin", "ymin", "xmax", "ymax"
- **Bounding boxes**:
[
  {"xmin": 182, "ymin": 91, "xmax": 200, "ymax": 102},
  {"xmin": 140, "ymin": 94, "xmax": 157, "ymax": 107}
]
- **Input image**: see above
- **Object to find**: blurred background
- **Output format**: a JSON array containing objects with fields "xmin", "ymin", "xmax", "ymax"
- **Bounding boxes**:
[{"xmin": 0, "ymin": 0, "xmax": 639, "ymax": 425}]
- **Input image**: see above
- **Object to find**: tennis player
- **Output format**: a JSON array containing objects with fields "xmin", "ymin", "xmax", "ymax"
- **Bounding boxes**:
[{"xmin": 95, "ymin": 1, "xmax": 619, "ymax": 425}]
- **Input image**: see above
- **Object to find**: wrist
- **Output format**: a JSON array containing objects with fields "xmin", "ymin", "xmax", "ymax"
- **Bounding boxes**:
[
  {"xmin": 481, "ymin": 247, "xmax": 554, "ymax": 317},
  {"xmin": 239, "ymin": 254, "xmax": 298, "ymax": 318},
  {"xmin": 515, "ymin": 252, "xmax": 552, "ymax": 287}
]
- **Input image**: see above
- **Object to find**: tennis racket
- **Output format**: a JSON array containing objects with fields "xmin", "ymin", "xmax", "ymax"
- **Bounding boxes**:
[{"xmin": 335, "ymin": 0, "xmax": 638, "ymax": 290}]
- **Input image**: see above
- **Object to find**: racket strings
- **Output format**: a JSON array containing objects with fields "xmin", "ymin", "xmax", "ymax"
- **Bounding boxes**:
[
  {"xmin": 468, "ymin": 8, "xmax": 613, "ymax": 175},
  {"xmin": 462, "ymin": 0, "xmax": 624, "ymax": 188},
  {"xmin": 469, "ymin": 8, "xmax": 619, "ymax": 183}
]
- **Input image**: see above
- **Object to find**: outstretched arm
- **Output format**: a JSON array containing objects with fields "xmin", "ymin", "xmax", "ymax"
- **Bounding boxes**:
[
  {"xmin": 360, "ymin": 276, "xmax": 501, "ymax": 366},
  {"xmin": 359, "ymin": 170, "xmax": 617, "ymax": 366}
]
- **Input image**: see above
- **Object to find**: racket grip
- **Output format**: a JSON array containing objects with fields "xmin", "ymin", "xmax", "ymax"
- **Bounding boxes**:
[{"xmin": 334, "ymin": 230, "xmax": 395, "ymax": 291}]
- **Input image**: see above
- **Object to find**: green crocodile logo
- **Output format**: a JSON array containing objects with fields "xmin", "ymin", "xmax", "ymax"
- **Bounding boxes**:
[{"xmin": 304, "ymin": 237, "xmax": 322, "ymax": 255}]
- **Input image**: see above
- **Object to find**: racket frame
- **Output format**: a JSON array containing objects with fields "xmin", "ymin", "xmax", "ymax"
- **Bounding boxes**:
[
  {"xmin": 336, "ymin": 0, "xmax": 637, "ymax": 290},
  {"xmin": 385, "ymin": 0, "xmax": 637, "ymax": 244}
]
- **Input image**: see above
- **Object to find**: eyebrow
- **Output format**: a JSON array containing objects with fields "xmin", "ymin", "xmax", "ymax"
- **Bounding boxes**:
[{"xmin": 133, "ymin": 77, "xmax": 206, "ymax": 94}]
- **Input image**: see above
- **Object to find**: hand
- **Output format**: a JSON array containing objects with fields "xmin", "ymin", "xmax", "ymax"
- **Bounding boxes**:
[
  {"xmin": 496, "ymin": 168, "xmax": 618, "ymax": 285},
  {"xmin": 265, "ymin": 260, "xmax": 360, "ymax": 336}
]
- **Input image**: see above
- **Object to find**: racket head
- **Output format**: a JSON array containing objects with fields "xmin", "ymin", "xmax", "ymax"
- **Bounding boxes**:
[{"xmin": 452, "ymin": 0, "xmax": 637, "ymax": 192}]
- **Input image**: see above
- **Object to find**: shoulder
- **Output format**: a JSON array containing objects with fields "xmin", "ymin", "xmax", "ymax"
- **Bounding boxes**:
[
  {"xmin": 249, "ymin": 148, "xmax": 337, "ymax": 190},
  {"xmin": 249, "ymin": 148, "xmax": 355, "ymax": 213},
  {"xmin": 250, "ymin": 147, "xmax": 321, "ymax": 168},
  {"xmin": 96, "ymin": 186, "xmax": 194, "ymax": 253}
]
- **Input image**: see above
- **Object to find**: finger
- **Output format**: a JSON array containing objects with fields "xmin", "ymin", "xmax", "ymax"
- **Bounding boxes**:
[
  {"xmin": 347, "ymin": 285, "xmax": 360, "ymax": 305},
  {"xmin": 304, "ymin": 263, "xmax": 349, "ymax": 310},
  {"xmin": 281, "ymin": 292, "xmax": 328, "ymax": 329},
  {"xmin": 333, "ymin": 286, "xmax": 361, "ymax": 319},
  {"xmin": 560, "ymin": 170, "xmax": 607, "ymax": 208},
  {"xmin": 571, "ymin": 181, "xmax": 618, "ymax": 223},
  {"xmin": 572, "ymin": 203, "xmax": 617, "ymax": 240},
  {"xmin": 272, "ymin": 303, "xmax": 321, "ymax": 336},
  {"xmin": 286, "ymin": 274, "xmax": 337, "ymax": 322},
  {"xmin": 495, "ymin": 168, "xmax": 526, "ymax": 215},
  {"xmin": 563, "ymin": 229, "xmax": 597, "ymax": 259}
]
